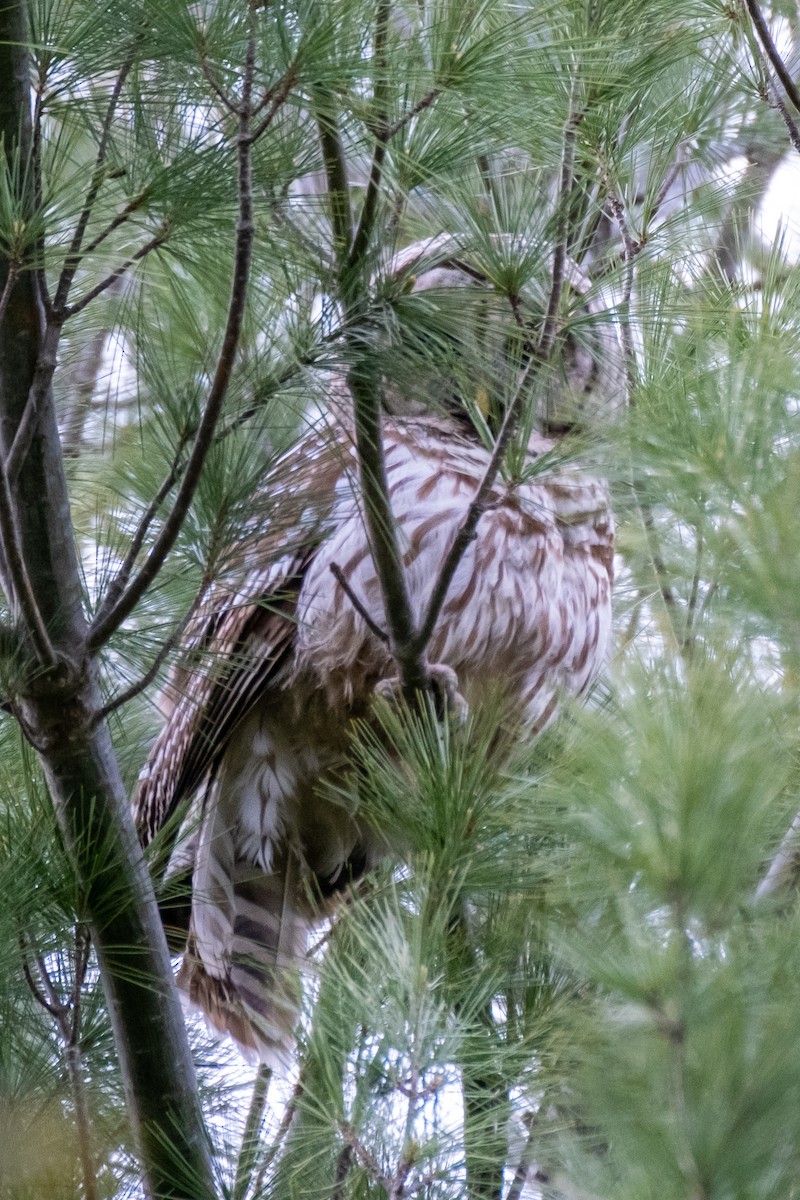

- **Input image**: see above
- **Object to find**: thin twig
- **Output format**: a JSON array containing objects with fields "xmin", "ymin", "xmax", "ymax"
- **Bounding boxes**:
[
  {"xmin": 330, "ymin": 563, "xmax": 389, "ymax": 644},
  {"xmin": 232, "ymin": 1063, "xmax": 272, "ymax": 1200},
  {"xmin": 80, "ymin": 191, "xmax": 150, "ymax": 259},
  {"xmin": 0, "ymin": 451, "xmax": 57, "ymax": 665},
  {"xmin": 380, "ymin": 88, "xmax": 441, "ymax": 140},
  {"xmin": 95, "ymin": 434, "xmax": 191, "ymax": 623},
  {"xmin": 252, "ymin": 1073, "xmax": 304, "ymax": 1193},
  {"xmin": 199, "ymin": 39, "xmax": 239, "ymax": 114},
  {"xmin": 341, "ymin": 1123, "xmax": 392, "ymax": 1191},
  {"xmin": 88, "ymin": 19, "xmax": 264, "ymax": 650},
  {"xmin": 606, "ymin": 177, "xmax": 679, "ymax": 624},
  {"xmin": 0, "ymin": 261, "xmax": 19, "ymax": 327},
  {"xmin": 744, "ymin": 0, "xmax": 800, "ymax": 114},
  {"xmin": 63, "ymin": 224, "xmax": 170, "ymax": 320},
  {"xmin": 53, "ymin": 59, "xmax": 134, "ymax": 315},
  {"xmin": 249, "ymin": 65, "xmax": 298, "ymax": 143},
  {"xmin": 20, "ymin": 932, "xmax": 99, "ymax": 1200},
  {"xmin": 95, "ymin": 577, "xmax": 211, "ymax": 719},
  {"xmin": 348, "ymin": 0, "xmax": 392, "ymax": 272}
]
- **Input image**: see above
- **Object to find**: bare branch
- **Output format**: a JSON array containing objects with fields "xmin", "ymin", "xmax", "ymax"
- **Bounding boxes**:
[
  {"xmin": 381, "ymin": 88, "xmax": 441, "ymax": 140},
  {"xmin": 199, "ymin": 38, "xmax": 239, "ymax": 114},
  {"xmin": 80, "ymin": 191, "xmax": 151, "ymax": 259},
  {"xmin": 20, "ymin": 937, "xmax": 65, "ymax": 1018},
  {"xmin": 253, "ymin": 1074, "xmax": 304, "ymax": 1193},
  {"xmin": 330, "ymin": 563, "xmax": 389, "ymax": 644},
  {"xmin": 506, "ymin": 1114, "xmax": 538, "ymax": 1200},
  {"xmin": 341, "ymin": 1123, "xmax": 392, "ymax": 1191},
  {"xmin": 744, "ymin": 0, "xmax": 800, "ymax": 114}
]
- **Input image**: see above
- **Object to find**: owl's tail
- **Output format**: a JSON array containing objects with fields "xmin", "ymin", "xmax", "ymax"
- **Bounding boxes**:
[{"xmin": 180, "ymin": 835, "xmax": 309, "ymax": 1064}]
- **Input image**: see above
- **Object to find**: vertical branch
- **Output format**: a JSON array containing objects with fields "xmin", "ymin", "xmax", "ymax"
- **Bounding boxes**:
[
  {"xmin": 605, "ymin": 181, "xmax": 680, "ymax": 633},
  {"xmin": 313, "ymin": 85, "xmax": 354, "ymax": 276},
  {"xmin": 348, "ymin": 0, "xmax": 391, "ymax": 271},
  {"xmin": 20, "ymin": 930, "xmax": 99, "ymax": 1200},
  {"xmin": 232, "ymin": 1064, "xmax": 272, "ymax": 1200}
]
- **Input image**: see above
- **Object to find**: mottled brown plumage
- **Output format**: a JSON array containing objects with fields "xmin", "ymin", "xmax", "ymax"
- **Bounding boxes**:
[{"xmin": 134, "ymin": 241, "xmax": 617, "ymax": 1061}]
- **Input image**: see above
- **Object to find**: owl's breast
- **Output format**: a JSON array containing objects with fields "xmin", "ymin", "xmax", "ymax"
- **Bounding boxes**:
[{"xmin": 292, "ymin": 437, "xmax": 613, "ymax": 716}]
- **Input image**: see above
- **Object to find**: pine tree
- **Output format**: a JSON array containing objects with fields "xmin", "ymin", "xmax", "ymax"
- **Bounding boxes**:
[{"xmin": 3, "ymin": 1, "xmax": 800, "ymax": 1197}]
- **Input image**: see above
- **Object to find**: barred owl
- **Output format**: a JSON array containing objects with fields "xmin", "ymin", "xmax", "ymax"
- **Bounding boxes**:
[{"xmin": 134, "ymin": 237, "xmax": 618, "ymax": 1061}]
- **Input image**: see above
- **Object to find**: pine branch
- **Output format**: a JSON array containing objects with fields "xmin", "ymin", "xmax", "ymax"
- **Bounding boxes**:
[
  {"xmin": 0, "ymin": 446, "xmax": 56, "ymax": 665},
  {"xmin": 348, "ymin": 0, "xmax": 391, "ymax": 272},
  {"xmin": 313, "ymin": 85, "xmax": 355, "ymax": 275},
  {"xmin": 744, "ymin": 0, "xmax": 800, "ymax": 115},
  {"xmin": 232, "ymin": 1064, "xmax": 272, "ymax": 1200},
  {"xmin": 95, "ymin": 577, "xmax": 211, "ymax": 720},
  {"xmin": 88, "ymin": 38, "xmax": 263, "ymax": 651},
  {"xmin": 52, "ymin": 58, "xmax": 134, "ymax": 315},
  {"xmin": 63, "ymin": 223, "xmax": 171, "ymax": 320},
  {"xmin": 412, "ymin": 109, "xmax": 580, "ymax": 658}
]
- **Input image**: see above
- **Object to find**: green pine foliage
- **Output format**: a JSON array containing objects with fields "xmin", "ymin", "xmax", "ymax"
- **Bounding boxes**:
[{"xmin": 4, "ymin": 0, "xmax": 800, "ymax": 1196}]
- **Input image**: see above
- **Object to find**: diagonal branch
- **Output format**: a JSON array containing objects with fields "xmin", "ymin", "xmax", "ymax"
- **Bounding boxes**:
[
  {"xmin": 744, "ymin": 0, "xmax": 800, "ymax": 115},
  {"xmin": 80, "ymin": 190, "xmax": 151, "ymax": 259},
  {"xmin": 330, "ymin": 562, "xmax": 389, "ymax": 644},
  {"xmin": 95, "ymin": 576, "xmax": 211, "ymax": 720},
  {"xmin": 63, "ymin": 224, "xmax": 170, "ymax": 320},
  {"xmin": 0, "ymin": 450, "xmax": 56, "ymax": 665},
  {"xmin": 53, "ymin": 58, "xmax": 134, "ymax": 315},
  {"xmin": 412, "ymin": 110, "xmax": 580, "ymax": 657},
  {"xmin": 87, "ymin": 17, "xmax": 264, "ymax": 651}
]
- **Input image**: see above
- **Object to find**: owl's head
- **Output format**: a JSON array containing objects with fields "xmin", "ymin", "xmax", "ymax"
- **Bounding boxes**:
[{"xmin": 381, "ymin": 234, "xmax": 624, "ymax": 438}]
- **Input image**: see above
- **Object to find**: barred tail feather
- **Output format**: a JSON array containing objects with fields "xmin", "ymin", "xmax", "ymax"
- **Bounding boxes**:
[{"xmin": 182, "ymin": 842, "xmax": 309, "ymax": 1063}]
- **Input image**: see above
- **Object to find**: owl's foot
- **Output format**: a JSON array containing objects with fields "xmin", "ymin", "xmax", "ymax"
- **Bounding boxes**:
[{"xmin": 374, "ymin": 663, "xmax": 469, "ymax": 725}]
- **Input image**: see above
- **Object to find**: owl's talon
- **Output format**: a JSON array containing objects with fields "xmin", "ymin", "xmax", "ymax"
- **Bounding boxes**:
[{"xmin": 374, "ymin": 663, "xmax": 468, "ymax": 725}]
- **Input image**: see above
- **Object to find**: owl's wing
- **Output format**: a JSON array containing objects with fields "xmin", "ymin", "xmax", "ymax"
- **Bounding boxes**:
[{"xmin": 132, "ymin": 422, "xmax": 351, "ymax": 845}]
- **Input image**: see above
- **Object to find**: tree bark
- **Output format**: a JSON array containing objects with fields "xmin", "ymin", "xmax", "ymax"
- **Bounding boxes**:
[{"xmin": 0, "ymin": 6, "xmax": 216, "ymax": 1196}]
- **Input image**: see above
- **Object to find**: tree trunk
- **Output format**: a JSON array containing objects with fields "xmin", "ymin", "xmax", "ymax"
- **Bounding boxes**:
[{"xmin": 0, "ymin": 6, "xmax": 216, "ymax": 1196}]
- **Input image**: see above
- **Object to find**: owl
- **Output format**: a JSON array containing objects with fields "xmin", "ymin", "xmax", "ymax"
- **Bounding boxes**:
[{"xmin": 133, "ymin": 236, "xmax": 618, "ymax": 1061}]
